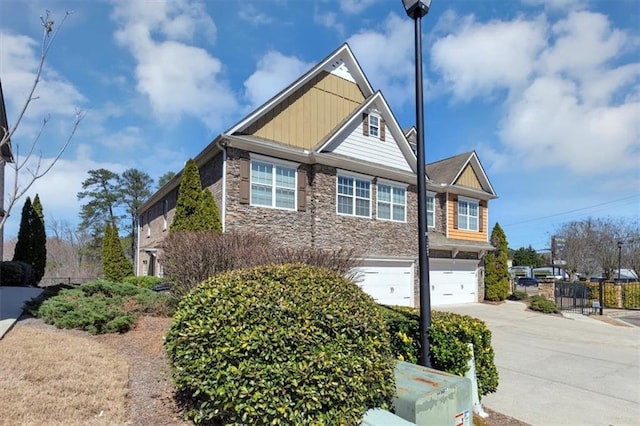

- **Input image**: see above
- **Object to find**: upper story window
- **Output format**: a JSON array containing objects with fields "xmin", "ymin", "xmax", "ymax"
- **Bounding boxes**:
[
  {"xmin": 362, "ymin": 112, "xmax": 385, "ymax": 141},
  {"xmin": 458, "ymin": 197, "xmax": 479, "ymax": 231},
  {"xmin": 337, "ymin": 172, "xmax": 371, "ymax": 218},
  {"xmin": 377, "ymin": 181, "xmax": 407, "ymax": 222},
  {"xmin": 250, "ymin": 158, "xmax": 296, "ymax": 210},
  {"xmin": 427, "ymin": 193, "xmax": 435, "ymax": 228}
]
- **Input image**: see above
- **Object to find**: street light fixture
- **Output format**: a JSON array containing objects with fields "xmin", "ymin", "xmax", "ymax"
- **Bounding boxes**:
[
  {"xmin": 617, "ymin": 241, "xmax": 623, "ymax": 282},
  {"xmin": 402, "ymin": 0, "xmax": 432, "ymax": 368}
]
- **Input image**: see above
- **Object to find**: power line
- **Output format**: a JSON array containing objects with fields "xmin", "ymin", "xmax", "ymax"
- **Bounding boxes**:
[{"xmin": 504, "ymin": 195, "xmax": 639, "ymax": 227}]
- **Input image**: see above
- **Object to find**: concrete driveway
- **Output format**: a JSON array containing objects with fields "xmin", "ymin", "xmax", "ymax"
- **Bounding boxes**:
[
  {"xmin": 441, "ymin": 301, "xmax": 640, "ymax": 426},
  {"xmin": 0, "ymin": 286, "xmax": 43, "ymax": 339}
]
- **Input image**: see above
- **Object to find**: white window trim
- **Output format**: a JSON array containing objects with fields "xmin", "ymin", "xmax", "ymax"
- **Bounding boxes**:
[
  {"xmin": 369, "ymin": 114, "xmax": 380, "ymax": 137},
  {"xmin": 377, "ymin": 179, "xmax": 408, "ymax": 223},
  {"xmin": 458, "ymin": 196, "xmax": 479, "ymax": 231},
  {"xmin": 249, "ymin": 154, "xmax": 298, "ymax": 211},
  {"xmin": 427, "ymin": 191, "xmax": 436, "ymax": 229},
  {"xmin": 336, "ymin": 170, "xmax": 373, "ymax": 218}
]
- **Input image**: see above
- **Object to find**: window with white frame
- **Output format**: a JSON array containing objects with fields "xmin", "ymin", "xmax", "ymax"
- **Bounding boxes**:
[
  {"xmin": 250, "ymin": 158, "xmax": 296, "ymax": 210},
  {"xmin": 377, "ymin": 182, "xmax": 406, "ymax": 222},
  {"xmin": 369, "ymin": 115, "xmax": 380, "ymax": 137},
  {"xmin": 337, "ymin": 173, "xmax": 371, "ymax": 217},
  {"xmin": 427, "ymin": 193, "xmax": 435, "ymax": 228},
  {"xmin": 458, "ymin": 197, "xmax": 479, "ymax": 231}
]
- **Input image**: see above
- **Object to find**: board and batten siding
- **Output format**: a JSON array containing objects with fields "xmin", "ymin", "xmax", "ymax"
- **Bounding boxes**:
[
  {"xmin": 455, "ymin": 164, "xmax": 483, "ymax": 190},
  {"xmin": 331, "ymin": 118, "xmax": 412, "ymax": 172},
  {"xmin": 447, "ymin": 193, "xmax": 489, "ymax": 242},
  {"xmin": 245, "ymin": 72, "xmax": 364, "ymax": 150}
]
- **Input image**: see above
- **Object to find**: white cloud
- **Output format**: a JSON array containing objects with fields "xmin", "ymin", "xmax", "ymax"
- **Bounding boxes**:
[
  {"xmin": 347, "ymin": 13, "xmax": 415, "ymax": 108},
  {"xmin": 0, "ymin": 31, "xmax": 85, "ymax": 131},
  {"xmin": 238, "ymin": 4, "xmax": 274, "ymax": 26},
  {"xmin": 521, "ymin": 0, "xmax": 585, "ymax": 12},
  {"xmin": 314, "ymin": 10, "xmax": 345, "ymax": 37},
  {"xmin": 243, "ymin": 51, "xmax": 313, "ymax": 108},
  {"xmin": 430, "ymin": 16, "xmax": 547, "ymax": 101},
  {"xmin": 111, "ymin": 0, "xmax": 237, "ymax": 130},
  {"xmin": 339, "ymin": 0, "xmax": 383, "ymax": 15},
  {"xmin": 430, "ymin": 9, "xmax": 640, "ymax": 176}
]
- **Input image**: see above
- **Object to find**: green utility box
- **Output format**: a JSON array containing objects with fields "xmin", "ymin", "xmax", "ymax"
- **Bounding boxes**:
[{"xmin": 393, "ymin": 361, "xmax": 473, "ymax": 426}]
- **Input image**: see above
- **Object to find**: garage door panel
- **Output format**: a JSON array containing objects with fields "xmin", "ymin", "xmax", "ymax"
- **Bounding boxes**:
[
  {"xmin": 355, "ymin": 263, "xmax": 413, "ymax": 307},
  {"xmin": 430, "ymin": 268, "xmax": 477, "ymax": 306}
]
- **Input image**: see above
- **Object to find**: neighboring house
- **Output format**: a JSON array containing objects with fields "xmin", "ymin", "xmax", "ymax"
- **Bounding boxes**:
[
  {"xmin": 136, "ymin": 44, "xmax": 497, "ymax": 307},
  {"xmin": 0, "ymin": 80, "xmax": 15, "ymax": 263}
]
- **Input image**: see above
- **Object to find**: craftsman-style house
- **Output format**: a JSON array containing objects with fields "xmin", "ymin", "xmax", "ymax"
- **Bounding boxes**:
[{"xmin": 136, "ymin": 44, "xmax": 497, "ymax": 307}]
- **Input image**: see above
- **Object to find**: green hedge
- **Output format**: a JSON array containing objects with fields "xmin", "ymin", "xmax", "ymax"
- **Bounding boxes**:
[
  {"xmin": 379, "ymin": 306, "xmax": 499, "ymax": 396},
  {"xmin": 587, "ymin": 282, "xmax": 618, "ymax": 308},
  {"xmin": 623, "ymin": 283, "xmax": 640, "ymax": 309},
  {"xmin": 29, "ymin": 280, "xmax": 170, "ymax": 334},
  {"xmin": 165, "ymin": 264, "xmax": 396, "ymax": 425},
  {"xmin": 528, "ymin": 295, "xmax": 559, "ymax": 314}
]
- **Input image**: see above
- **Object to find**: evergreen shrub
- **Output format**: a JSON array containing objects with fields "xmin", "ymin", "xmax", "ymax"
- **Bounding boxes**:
[
  {"xmin": 123, "ymin": 275, "xmax": 163, "ymax": 289},
  {"xmin": 31, "ymin": 280, "xmax": 170, "ymax": 334},
  {"xmin": 165, "ymin": 264, "xmax": 395, "ymax": 425},
  {"xmin": 528, "ymin": 295, "xmax": 559, "ymax": 314},
  {"xmin": 0, "ymin": 261, "xmax": 37, "ymax": 286},
  {"xmin": 378, "ymin": 305, "xmax": 499, "ymax": 397}
]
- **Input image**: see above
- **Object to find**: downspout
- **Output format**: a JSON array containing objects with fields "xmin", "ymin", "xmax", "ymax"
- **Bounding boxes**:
[{"xmin": 221, "ymin": 140, "xmax": 227, "ymax": 232}]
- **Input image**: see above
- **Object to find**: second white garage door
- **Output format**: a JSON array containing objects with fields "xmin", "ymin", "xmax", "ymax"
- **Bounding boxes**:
[
  {"xmin": 430, "ymin": 260, "xmax": 478, "ymax": 306},
  {"xmin": 354, "ymin": 261, "xmax": 414, "ymax": 307}
]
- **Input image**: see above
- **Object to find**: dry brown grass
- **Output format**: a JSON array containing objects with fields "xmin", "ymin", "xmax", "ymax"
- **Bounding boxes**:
[{"xmin": 0, "ymin": 326, "xmax": 129, "ymax": 426}]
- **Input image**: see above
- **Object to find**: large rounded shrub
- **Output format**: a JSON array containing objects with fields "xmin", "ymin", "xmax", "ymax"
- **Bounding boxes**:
[{"xmin": 165, "ymin": 264, "xmax": 395, "ymax": 425}]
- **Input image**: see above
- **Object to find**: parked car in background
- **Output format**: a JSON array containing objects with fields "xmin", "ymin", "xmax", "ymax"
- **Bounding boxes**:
[{"xmin": 517, "ymin": 277, "xmax": 539, "ymax": 287}]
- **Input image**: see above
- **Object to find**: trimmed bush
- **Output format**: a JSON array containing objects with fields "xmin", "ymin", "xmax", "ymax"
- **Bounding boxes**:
[
  {"xmin": 30, "ymin": 280, "xmax": 170, "ymax": 334},
  {"xmin": 165, "ymin": 264, "xmax": 395, "ymax": 425},
  {"xmin": 123, "ymin": 275, "xmax": 164, "ymax": 289},
  {"xmin": 379, "ymin": 305, "xmax": 499, "ymax": 397},
  {"xmin": 623, "ymin": 283, "xmax": 640, "ymax": 309},
  {"xmin": 508, "ymin": 291, "xmax": 529, "ymax": 301},
  {"xmin": 587, "ymin": 282, "xmax": 618, "ymax": 308},
  {"xmin": 0, "ymin": 261, "xmax": 37, "ymax": 287},
  {"xmin": 528, "ymin": 295, "xmax": 559, "ymax": 314}
]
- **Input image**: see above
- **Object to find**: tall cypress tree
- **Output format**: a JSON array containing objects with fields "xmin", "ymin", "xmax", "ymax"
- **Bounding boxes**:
[
  {"xmin": 13, "ymin": 197, "xmax": 33, "ymax": 265},
  {"xmin": 171, "ymin": 159, "xmax": 222, "ymax": 232},
  {"xmin": 31, "ymin": 194, "xmax": 47, "ymax": 282},
  {"xmin": 484, "ymin": 223, "xmax": 510, "ymax": 301},
  {"xmin": 102, "ymin": 223, "xmax": 133, "ymax": 282}
]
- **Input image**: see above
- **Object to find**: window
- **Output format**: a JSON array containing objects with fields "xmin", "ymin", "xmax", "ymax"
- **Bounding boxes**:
[
  {"xmin": 369, "ymin": 115, "xmax": 379, "ymax": 137},
  {"xmin": 250, "ymin": 159, "xmax": 296, "ymax": 210},
  {"xmin": 377, "ymin": 182, "xmax": 406, "ymax": 222},
  {"xmin": 458, "ymin": 198, "xmax": 479, "ymax": 231},
  {"xmin": 427, "ymin": 193, "xmax": 435, "ymax": 228},
  {"xmin": 337, "ymin": 173, "xmax": 371, "ymax": 217},
  {"xmin": 162, "ymin": 200, "xmax": 168, "ymax": 230}
]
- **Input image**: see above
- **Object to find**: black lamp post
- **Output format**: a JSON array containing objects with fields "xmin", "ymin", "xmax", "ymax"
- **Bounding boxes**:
[
  {"xmin": 617, "ymin": 241, "xmax": 623, "ymax": 282},
  {"xmin": 402, "ymin": 0, "xmax": 432, "ymax": 368}
]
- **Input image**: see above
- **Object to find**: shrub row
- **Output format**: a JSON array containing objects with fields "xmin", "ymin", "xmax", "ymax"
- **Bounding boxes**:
[
  {"xmin": 165, "ymin": 264, "xmax": 395, "ymax": 425},
  {"xmin": 123, "ymin": 275, "xmax": 164, "ymax": 289},
  {"xmin": 29, "ymin": 280, "xmax": 170, "ymax": 334},
  {"xmin": 0, "ymin": 261, "xmax": 37, "ymax": 287},
  {"xmin": 586, "ymin": 282, "xmax": 640, "ymax": 309},
  {"xmin": 378, "ymin": 305, "xmax": 499, "ymax": 397}
]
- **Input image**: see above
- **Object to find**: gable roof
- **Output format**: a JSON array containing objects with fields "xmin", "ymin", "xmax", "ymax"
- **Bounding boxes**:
[
  {"xmin": 314, "ymin": 91, "xmax": 417, "ymax": 173},
  {"xmin": 225, "ymin": 43, "xmax": 373, "ymax": 137},
  {"xmin": 0, "ymin": 79, "xmax": 14, "ymax": 163},
  {"xmin": 427, "ymin": 151, "xmax": 496, "ymax": 197}
]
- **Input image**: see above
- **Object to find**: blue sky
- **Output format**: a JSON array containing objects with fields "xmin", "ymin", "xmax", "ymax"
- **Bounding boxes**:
[{"xmin": 0, "ymin": 0, "xmax": 638, "ymax": 250}]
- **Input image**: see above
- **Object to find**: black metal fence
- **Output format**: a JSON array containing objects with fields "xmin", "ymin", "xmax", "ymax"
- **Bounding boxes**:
[
  {"xmin": 39, "ymin": 277, "xmax": 94, "ymax": 288},
  {"xmin": 555, "ymin": 282, "xmax": 598, "ymax": 315}
]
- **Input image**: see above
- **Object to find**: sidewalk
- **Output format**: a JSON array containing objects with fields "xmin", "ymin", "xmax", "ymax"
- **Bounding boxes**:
[{"xmin": 0, "ymin": 286, "xmax": 43, "ymax": 340}]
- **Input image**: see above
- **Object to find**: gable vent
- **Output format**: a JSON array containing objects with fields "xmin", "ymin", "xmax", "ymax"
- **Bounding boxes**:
[{"xmin": 323, "ymin": 58, "xmax": 355, "ymax": 83}]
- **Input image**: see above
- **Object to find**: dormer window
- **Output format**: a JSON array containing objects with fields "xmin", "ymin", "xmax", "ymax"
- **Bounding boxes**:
[{"xmin": 362, "ymin": 112, "xmax": 385, "ymax": 141}]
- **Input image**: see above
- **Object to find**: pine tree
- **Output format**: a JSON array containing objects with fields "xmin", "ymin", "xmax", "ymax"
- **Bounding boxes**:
[
  {"xmin": 31, "ymin": 194, "xmax": 47, "ymax": 282},
  {"xmin": 484, "ymin": 223, "xmax": 510, "ymax": 301},
  {"xmin": 13, "ymin": 197, "xmax": 33, "ymax": 265},
  {"xmin": 171, "ymin": 159, "xmax": 222, "ymax": 232},
  {"xmin": 102, "ymin": 223, "xmax": 133, "ymax": 282}
]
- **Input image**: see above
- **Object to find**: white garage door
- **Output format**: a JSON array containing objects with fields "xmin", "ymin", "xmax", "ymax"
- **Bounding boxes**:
[
  {"xmin": 430, "ymin": 260, "xmax": 478, "ymax": 306},
  {"xmin": 354, "ymin": 261, "xmax": 413, "ymax": 307}
]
